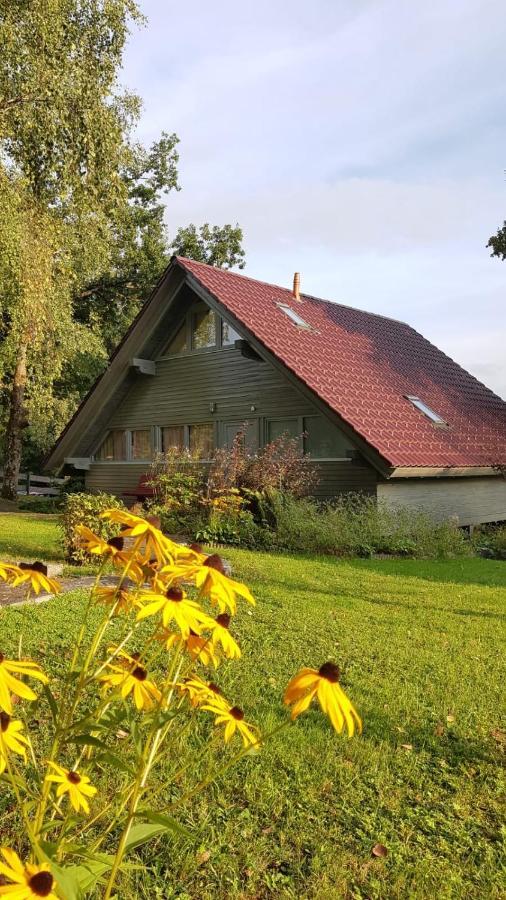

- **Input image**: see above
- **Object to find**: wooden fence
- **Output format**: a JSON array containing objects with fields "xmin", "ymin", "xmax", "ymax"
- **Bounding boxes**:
[{"xmin": 0, "ymin": 471, "xmax": 67, "ymax": 497}]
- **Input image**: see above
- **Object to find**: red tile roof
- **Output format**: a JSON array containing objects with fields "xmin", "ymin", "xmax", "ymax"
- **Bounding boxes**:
[{"xmin": 177, "ymin": 257, "xmax": 506, "ymax": 469}]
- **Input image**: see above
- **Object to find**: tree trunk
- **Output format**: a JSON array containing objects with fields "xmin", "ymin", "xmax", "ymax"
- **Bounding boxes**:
[{"xmin": 1, "ymin": 342, "xmax": 29, "ymax": 500}]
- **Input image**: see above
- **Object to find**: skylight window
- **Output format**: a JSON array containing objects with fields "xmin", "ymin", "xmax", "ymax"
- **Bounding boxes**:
[
  {"xmin": 277, "ymin": 304, "xmax": 310, "ymax": 328},
  {"xmin": 406, "ymin": 396, "xmax": 446, "ymax": 424}
]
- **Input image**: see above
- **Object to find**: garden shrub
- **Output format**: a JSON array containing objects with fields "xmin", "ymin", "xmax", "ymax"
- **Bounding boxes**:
[
  {"xmin": 60, "ymin": 491, "xmax": 125, "ymax": 563},
  {"xmin": 269, "ymin": 492, "xmax": 470, "ymax": 559},
  {"xmin": 472, "ymin": 522, "xmax": 506, "ymax": 557},
  {"xmin": 18, "ymin": 496, "xmax": 60, "ymax": 513}
]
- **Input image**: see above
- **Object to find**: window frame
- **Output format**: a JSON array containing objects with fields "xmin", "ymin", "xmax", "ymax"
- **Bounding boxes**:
[
  {"xmin": 276, "ymin": 304, "xmax": 311, "ymax": 329},
  {"xmin": 405, "ymin": 395, "xmax": 447, "ymax": 425},
  {"xmin": 158, "ymin": 303, "xmax": 242, "ymax": 359}
]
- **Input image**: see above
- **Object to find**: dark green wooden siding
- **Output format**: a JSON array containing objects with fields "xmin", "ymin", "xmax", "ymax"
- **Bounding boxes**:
[{"xmin": 85, "ymin": 343, "xmax": 376, "ymax": 499}]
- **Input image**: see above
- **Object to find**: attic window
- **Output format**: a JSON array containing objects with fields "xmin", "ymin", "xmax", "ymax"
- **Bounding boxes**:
[
  {"xmin": 406, "ymin": 396, "xmax": 446, "ymax": 424},
  {"xmin": 277, "ymin": 304, "xmax": 310, "ymax": 328}
]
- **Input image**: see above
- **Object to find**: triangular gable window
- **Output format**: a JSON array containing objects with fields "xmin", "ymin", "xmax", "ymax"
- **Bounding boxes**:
[{"xmin": 163, "ymin": 322, "xmax": 187, "ymax": 356}]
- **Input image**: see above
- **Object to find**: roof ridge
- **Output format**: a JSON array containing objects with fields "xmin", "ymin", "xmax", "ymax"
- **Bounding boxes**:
[{"xmin": 175, "ymin": 256, "xmax": 410, "ymax": 328}]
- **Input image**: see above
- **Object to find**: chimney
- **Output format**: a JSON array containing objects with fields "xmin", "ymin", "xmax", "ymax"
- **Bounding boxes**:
[{"xmin": 292, "ymin": 272, "xmax": 301, "ymax": 302}]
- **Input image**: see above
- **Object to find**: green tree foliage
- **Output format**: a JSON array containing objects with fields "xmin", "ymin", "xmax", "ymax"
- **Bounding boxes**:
[
  {"xmin": 0, "ymin": 1, "xmax": 247, "ymax": 488},
  {"xmin": 170, "ymin": 223, "xmax": 246, "ymax": 270},
  {"xmin": 0, "ymin": 0, "xmax": 143, "ymax": 496},
  {"xmin": 74, "ymin": 132, "xmax": 180, "ymax": 354},
  {"xmin": 487, "ymin": 221, "xmax": 506, "ymax": 260}
]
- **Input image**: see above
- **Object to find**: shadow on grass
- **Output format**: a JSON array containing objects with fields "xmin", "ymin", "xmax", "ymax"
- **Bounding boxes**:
[
  {"xmin": 345, "ymin": 557, "xmax": 506, "ymax": 589},
  {"xmin": 363, "ymin": 708, "xmax": 499, "ymax": 769}
]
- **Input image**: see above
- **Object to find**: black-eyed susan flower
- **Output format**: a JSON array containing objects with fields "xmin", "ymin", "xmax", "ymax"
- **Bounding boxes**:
[
  {"xmin": 284, "ymin": 663, "xmax": 362, "ymax": 737},
  {"xmin": 202, "ymin": 700, "xmax": 260, "ymax": 748},
  {"xmin": 159, "ymin": 629, "xmax": 220, "ymax": 668},
  {"xmin": 74, "ymin": 526, "xmax": 143, "ymax": 579},
  {"xmin": 0, "ymin": 653, "xmax": 48, "ymax": 714},
  {"xmin": 209, "ymin": 613, "xmax": 241, "ymax": 659},
  {"xmin": 99, "ymin": 510, "xmax": 185, "ymax": 566},
  {"xmin": 0, "ymin": 848, "xmax": 59, "ymax": 899},
  {"xmin": 0, "ymin": 712, "xmax": 30, "ymax": 773},
  {"xmin": 46, "ymin": 762, "xmax": 97, "ymax": 814},
  {"xmin": 161, "ymin": 554, "xmax": 255, "ymax": 614},
  {"xmin": 136, "ymin": 583, "xmax": 213, "ymax": 638},
  {"xmin": 179, "ymin": 675, "xmax": 227, "ymax": 708},
  {"xmin": 10, "ymin": 563, "xmax": 61, "ymax": 596},
  {"xmin": 93, "ymin": 585, "xmax": 138, "ymax": 615},
  {"xmin": 99, "ymin": 651, "xmax": 162, "ymax": 711}
]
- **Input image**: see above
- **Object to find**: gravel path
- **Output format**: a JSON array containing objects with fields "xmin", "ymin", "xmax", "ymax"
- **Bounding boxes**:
[{"xmin": 0, "ymin": 575, "xmax": 119, "ymax": 608}]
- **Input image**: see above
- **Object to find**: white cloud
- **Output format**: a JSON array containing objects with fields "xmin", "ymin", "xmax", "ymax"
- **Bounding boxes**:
[{"xmin": 121, "ymin": 0, "xmax": 506, "ymax": 398}]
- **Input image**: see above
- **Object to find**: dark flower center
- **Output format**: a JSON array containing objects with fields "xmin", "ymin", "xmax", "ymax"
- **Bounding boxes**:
[
  {"xmin": 107, "ymin": 536, "xmax": 124, "ymax": 551},
  {"xmin": 28, "ymin": 871, "xmax": 54, "ymax": 896},
  {"xmin": 216, "ymin": 613, "xmax": 230, "ymax": 629},
  {"xmin": 189, "ymin": 542, "xmax": 203, "ymax": 554},
  {"xmin": 204, "ymin": 554, "xmax": 226, "ymax": 574},
  {"xmin": 319, "ymin": 662, "xmax": 340, "ymax": 683},
  {"xmin": 67, "ymin": 771, "xmax": 81, "ymax": 785},
  {"xmin": 133, "ymin": 665, "xmax": 148, "ymax": 682},
  {"xmin": 208, "ymin": 682, "xmax": 222, "ymax": 695},
  {"xmin": 0, "ymin": 651, "xmax": 3, "ymax": 664},
  {"xmin": 230, "ymin": 706, "xmax": 244, "ymax": 721},
  {"xmin": 166, "ymin": 586, "xmax": 183, "ymax": 601},
  {"xmin": 0, "ymin": 712, "xmax": 10, "ymax": 732},
  {"xmin": 19, "ymin": 560, "xmax": 47, "ymax": 575}
]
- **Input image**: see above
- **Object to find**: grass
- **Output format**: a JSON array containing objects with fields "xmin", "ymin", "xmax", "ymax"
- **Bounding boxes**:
[
  {"xmin": 0, "ymin": 546, "xmax": 504, "ymax": 898},
  {"xmin": 0, "ymin": 511, "xmax": 61, "ymax": 561}
]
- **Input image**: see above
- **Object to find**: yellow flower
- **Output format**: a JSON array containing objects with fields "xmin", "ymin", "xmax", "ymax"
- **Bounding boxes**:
[
  {"xmin": 0, "ymin": 563, "xmax": 23, "ymax": 583},
  {"xmin": 0, "ymin": 712, "xmax": 30, "ymax": 773},
  {"xmin": 99, "ymin": 510, "xmax": 188, "ymax": 565},
  {"xmin": 202, "ymin": 700, "xmax": 260, "ymax": 748},
  {"xmin": 74, "ymin": 526, "xmax": 144, "ymax": 579},
  {"xmin": 136, "ymin": 583, "xmax": 213, "ymax": 637},
  {"xmin": 161, "ymin": 629, "xmax": 220, "ymax": 668},
  {"xmin": 284, "ymin": 663, "xmax": 362, "ymax": 737},
  {"xmin": 99, "ymin": 651, "xmax": 162, "ymax": 711},
  {"xmin": 46, "ymin": 761, "xmax": 97, "ymax": 814},
  {"xmin": 209, "ymin": 613, "xmax": 241, "ymax": 659},
  {"xmin": 0, "ymin": 848, "xmax": 59, "ymax": 899},
  {"xmin": 10, "ymin": 563, "xmax": 61, "ymax": 596},
  {"xmin": 161, "ymin": 553, "xmax": 255, "ymax": 614},
  {"xmin": 179, "ymin": 675, "xmax": 228, "ymax": 708},
  {"xmin": 93, "ymin": 585, "xmax": 138, "ymax": 615},
  {"xmin": 0, "ymin": 652, "xmax": 48, "ymax": 714}
]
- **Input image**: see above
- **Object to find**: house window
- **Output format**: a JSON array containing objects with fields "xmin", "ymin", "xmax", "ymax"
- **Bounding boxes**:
[
  {"xmin": 303, "ymin": 416, "xmax": 350, "ymax": 458},
  {"xmin": 96, "ymin": 430, "xmax": 127, "ymax": 461},
  {"xmin": 266, "ymin": 418, "xmax": 301, "ymax": 445},
  {"xmin": 277, "ymin": 304, "xmax": 310, "ymax": 328},
  {"xmin": 189, "ymin": 423, "xmax": 214, "ymax": 458},
  {"xmin": 161, "ymin": 425, "xmax": 185, "ymax": 453},
  {"xmin": 131, "ymin": 429, "xmax": 152, "ymax": 460},
  {"xmin": 164, "ymin": 322, "xmax": 187, "ymax": 355},
  {"xmin": 406, "ymin": 396, "xmax": 446, "ymax": 425},
  {"xmin": 221, "ymin": 318, "xmax": 241, "ymax": 346},
  {"xmin": 191, "ymin": 308, "xmax": 216, "ymax": 349}
]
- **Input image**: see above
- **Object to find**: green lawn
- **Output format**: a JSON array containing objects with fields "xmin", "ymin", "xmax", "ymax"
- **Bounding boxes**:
[
  {"xmin": 0, "ymin": 511, "xmax": 61, "ymax": 561},
  {"xmin": 0, "ymin": 541, "xmax": 504, "ymax": 898}
]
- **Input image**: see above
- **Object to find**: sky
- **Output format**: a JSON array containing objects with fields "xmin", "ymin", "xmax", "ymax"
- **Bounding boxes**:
[{"xmin": 122, "ymin": 0, "xmax": 506, "ymax": 398}]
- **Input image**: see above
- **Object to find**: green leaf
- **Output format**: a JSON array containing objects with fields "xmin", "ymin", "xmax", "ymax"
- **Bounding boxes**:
[
  {"xmin": 96, "ymin": 751, "xmax": 135, "ymax": 776},
  {"xmin": 136, "ymin": 809, "xmax": 193, "ymax": 840},
  {"xmin": 72, "ymin": 733, "xmax": 108, "ymax": 749},
  {"xmin": 66, "ymin": 855, "xmax": 115, "ymax": 894}
]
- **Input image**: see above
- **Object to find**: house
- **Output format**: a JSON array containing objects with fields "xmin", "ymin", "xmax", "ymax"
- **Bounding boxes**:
[{"xmin": 45, "ymin": 256, "xmax": 506, "ymax": 526}]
